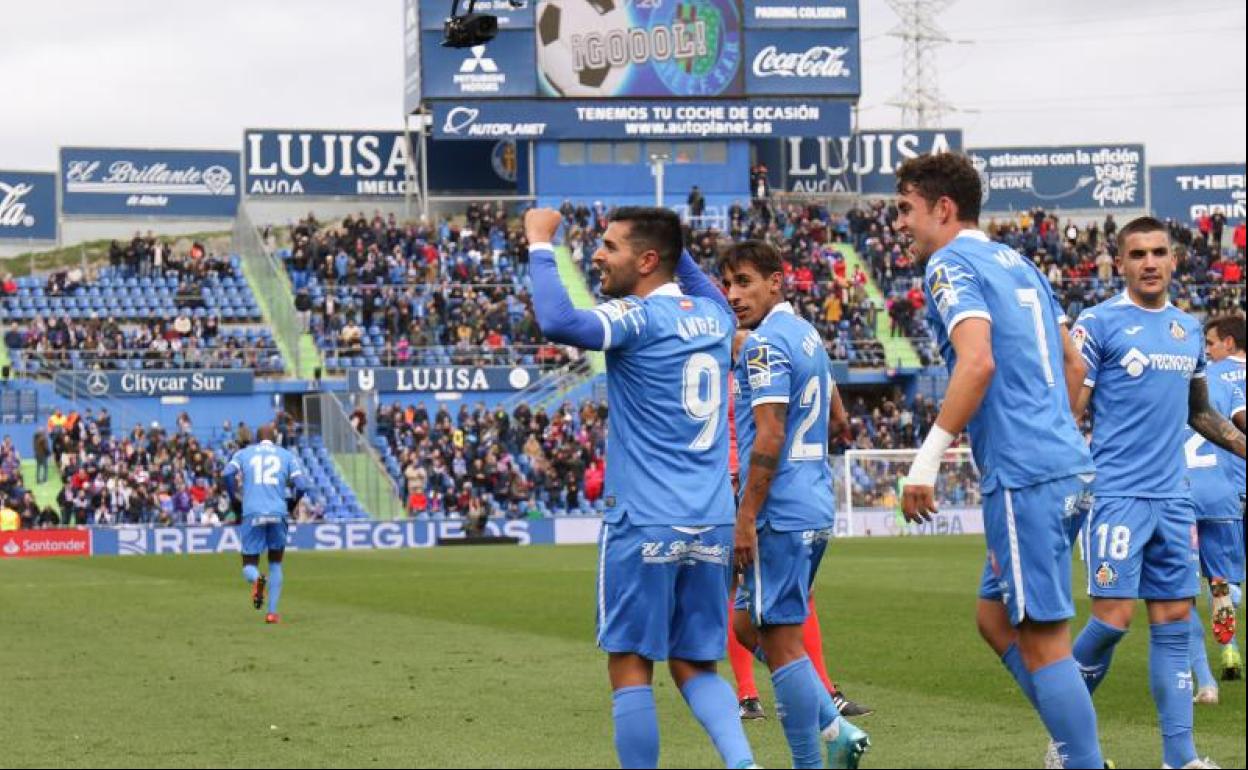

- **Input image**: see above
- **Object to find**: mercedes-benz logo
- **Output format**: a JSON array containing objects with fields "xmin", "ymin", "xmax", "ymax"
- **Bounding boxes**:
[{"xmin": 85, "ymin": 372, "xmax": 109, "ymax": 396}]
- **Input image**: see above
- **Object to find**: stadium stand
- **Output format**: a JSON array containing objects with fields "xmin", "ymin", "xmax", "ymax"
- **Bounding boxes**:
[
  {"xmin": 0, "ymin": 246, "xmax": 281, "ymax": 376},
  {"xmin": 278, "ymin": 211, "xmax": 573, "ymax": 372},
  {"xmin": 374, "ymin": 398, "xmax": 607, "ymax": 520}
]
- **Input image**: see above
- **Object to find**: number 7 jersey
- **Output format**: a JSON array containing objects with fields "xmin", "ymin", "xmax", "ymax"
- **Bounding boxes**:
[
  {"xmin": 924, "ymin": 230, "xmax": 1093, "ymax": 494},
  {"xmin": 732, "ymin": 302, "xmax": 836, "ymax": 531},
  {"xmin": 593, "ymin": 284, "xmax": 736, "ymax": 528}
]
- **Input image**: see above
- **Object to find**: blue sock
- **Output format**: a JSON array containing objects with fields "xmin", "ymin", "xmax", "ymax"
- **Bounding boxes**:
[
  {"xmin": 612, "ymin": 686, "xmax": 659, "ymax": 769},
  {"xmin": 1188, "ymin": 608, "xmax": 1216, "ymax": 689},
  {"xmin": 1031, "ymin": 657, "xmax": 1103, "ymax": 769},
  {"xmin": 680, "ymin": 673, "xmax": 754, "ymax": 769},
  {"xmin": 1001, "ymin": 642, "xmax": 1039, "ymax": 710},
  {"xmin": 242, "ymin": 564, "xmax": 259, "ymax": 584},
  {"xmin": 1151, "ymin": 621, "xmax": 1197, "ymax": 769},
  {"xmin": 771, "ymin": 657, "xmax": 824, "ymax": 769},
  {"xmin": 1073, "ymin": 617, "xmax": 1127, "ymax": 695},
  {"xmin": 268, "ymin": 563, "xmax": 283, "ymax": 615}
]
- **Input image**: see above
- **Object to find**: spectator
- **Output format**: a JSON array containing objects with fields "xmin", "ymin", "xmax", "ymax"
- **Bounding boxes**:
[{"xmin": 33, "ymin": 430, "xmax": 49, "ymax": 484}]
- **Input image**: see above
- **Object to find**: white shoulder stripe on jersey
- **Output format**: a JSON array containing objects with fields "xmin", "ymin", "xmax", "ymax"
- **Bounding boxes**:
[
  {"xmin": 1083, "ymin": 378, "xmax": 1096, "ymax": 387},
  {"xmin": 947, "ymin": 309, "xmax": 992, "ymax": 332},
  {"xmin": 592, "ymin": 308, "xmax": 612, "ymax": 349}
]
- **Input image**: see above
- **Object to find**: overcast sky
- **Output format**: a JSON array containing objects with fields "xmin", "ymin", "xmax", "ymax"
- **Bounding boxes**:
[{"xmin": 2, "ymin": 0, "xmax": 1244, "ymax": 170}]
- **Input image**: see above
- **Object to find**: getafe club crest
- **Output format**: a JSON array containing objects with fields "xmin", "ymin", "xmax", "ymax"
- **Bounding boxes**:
[
  {"xmin": 1095, "ymin": 561, "xmax": 1118, "ymax": 589},
  {"xmin": 1170, "ymin": 320, "xmax": 1186, "ymax": 340}
]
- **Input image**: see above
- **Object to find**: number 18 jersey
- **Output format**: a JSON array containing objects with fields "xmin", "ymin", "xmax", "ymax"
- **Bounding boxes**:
[
  {"xmin": 924, "ymin": 230, "xmax": 1093, "ymax": 493},
  {"xmin": 732, "ymin": 302, "xmax": 836, "ymax": 532},
  {"xmin": 592, "ymin": 283, "xmax": 736, "ymax": 528}
]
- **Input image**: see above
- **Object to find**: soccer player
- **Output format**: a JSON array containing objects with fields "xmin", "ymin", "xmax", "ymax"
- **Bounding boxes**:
[
  {"xmin": 725, "ymin": 331, "xmax": 873, "ymax": 723},
  {"xmin": 222, "ymin": 424, "xmax": 309, "ymax": 624},
  {"xmin": 525, "ymin": 206, "xmax": 756, "ymax": 770},
  {"xmin": 1068, "ymin": 218, "xmax": 1246, "ymax": 769},
  {"xmin": 895, "ymin": 153, "xmax": 1105, "ymax": 769},
  {"xmin": 1185, "ymin": 314, "xmax": 1246, "ymax": 701},
  {"xmin": 721, "ymin": 241, "xmax": 869, "ymax": 769}
]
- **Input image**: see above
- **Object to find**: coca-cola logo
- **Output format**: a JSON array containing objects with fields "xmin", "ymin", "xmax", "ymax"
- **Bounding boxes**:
[
  {"xmin": 752, "ymin": 45, "xmax": 851, "ymax": 78},
  {"xmin": 0, "ymin": 182, "xmax": 37, "ymax": 229}
]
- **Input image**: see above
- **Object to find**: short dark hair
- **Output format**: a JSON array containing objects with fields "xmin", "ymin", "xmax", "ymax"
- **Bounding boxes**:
[
  {"xmin": 1205, "ymin": 314, "xmax": 1246, "ymax": 352},
  {"xmin": 895, "ymin": 153, "xmax": 982, "ymax": 223},
  {"xmin": 719, "ymin": 240, "xmax": 783, "ymax": 280},
  {"xmin": 1116, "ymin": 216, "xmax": 1169, "ymax": 254},
  {"xmin": 609, "ymin": 206, "xmax": 683, "ymax": 273}
]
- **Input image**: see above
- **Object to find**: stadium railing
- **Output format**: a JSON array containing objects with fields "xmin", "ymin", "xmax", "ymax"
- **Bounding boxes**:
[
  {"xmin": 12, "ymin": 345, "xmax": 285, "ymax": 376},
  {"xmin": 234, "ymin": 206, "xmax": 306, "ymax": 378},
  {"xmin": 303, "ymin": 392, "xmax": 405, "ymax": 521},
  {"xmin": 318, "ymin": 344, "xmax": 570, "ymax": 372}
]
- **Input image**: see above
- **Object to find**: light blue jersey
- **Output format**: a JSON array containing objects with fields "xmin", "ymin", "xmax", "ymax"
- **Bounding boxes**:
[
  {"xmin": 924, "ymin": 230, "xmax": 1093, "ymax": 493},
  {"xmin": 1186, "ymin": 356, "xmax": 1246, "ymax": 520},
  {"xmin": 592, "ymin": 284, "xmax": 736, "ymax": 527},
  {"xmin": 732, "ymin": 301, "xmax": 836, "ymax": 531},
  {"xmin": 1072, "ymin": 294, "xmax": 1206, "ymax": 498},
  {"xmin": 224, "ymin": 440, "xmax": 307, "ymax": 519}
]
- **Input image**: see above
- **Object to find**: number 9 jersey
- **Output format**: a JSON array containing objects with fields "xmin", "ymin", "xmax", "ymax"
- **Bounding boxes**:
[
  {"xmin": 593, "ymin": 284, "xmax": 736, "ymax": 528},
  {"xmin": 924, "ymin": 230, "xmax": 1094, "ymax": 494},
  {"xmin": 732, "ymin": 302, "xmax": 836, "ymax": 531}
]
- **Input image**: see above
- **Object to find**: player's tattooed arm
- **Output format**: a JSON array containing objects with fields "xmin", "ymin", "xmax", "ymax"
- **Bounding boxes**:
[
  {"xmin": 1060, "ymin": 324, "xmax": 1087, "ymax": 416},
  {"xmin": 735, "ymin": 403, "xmax": 787, "ymax": 569},
  {"xmin": 1189, "ymin": 377, "xmax": 1247, "ymax": 459}
]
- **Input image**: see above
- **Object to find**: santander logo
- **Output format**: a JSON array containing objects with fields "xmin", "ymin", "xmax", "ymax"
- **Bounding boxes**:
[{"xmin": 752, "ymin": 45, "xmax": 851, "ymax": 78}]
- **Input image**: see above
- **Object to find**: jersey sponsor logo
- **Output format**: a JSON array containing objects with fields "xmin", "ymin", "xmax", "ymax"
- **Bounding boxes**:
[
  {"xmin": 1094, "ymin": 561, "xmax": 1118, "ymax": 588},
  {"xmin": 639, "ymin": 538, "xmax": 729, "ymax": 565},
  {"xmin": 1170, "ymin": 320, "xmax": 1187, "ymax": 340},
  {"xmin": 1124, "ymin": 325, "xmax": 1143, "ymax": 336},
  {"xmin": 1121, "ymin": 348, "xmax": 1150, "ymax": 378}
]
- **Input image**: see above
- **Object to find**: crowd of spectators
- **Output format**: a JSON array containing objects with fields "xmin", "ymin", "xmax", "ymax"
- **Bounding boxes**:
[
  {"xmin": 4, "ymin": 315, "xmax": 281, "ymax": 373},
  {"xmin": 280, "ymin": 209, "xmax": 575, "ymax": 370},
  {"xmin": 557, "ymin": 198, "xmax": 891, "ymax": 367},
  {"xmin": 376, "ymin": 399, "xmax": 607, "ymax": 521}
]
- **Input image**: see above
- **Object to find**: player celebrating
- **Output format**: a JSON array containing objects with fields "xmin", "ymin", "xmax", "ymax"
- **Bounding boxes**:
[
  {"xmin": 222, "ymin": 424, "xmax": 309, "ymax": 624},
  {"xmin": 1186, "ymin": 314, "xmax": 1246, "ymax": 702},
  {"xmin": 1068, "ymin": 218, "xmax": 1245, "ymax": 769},
  {"xmin": 721, "ymin": 241, "xmax": 870, "ymax": 769},
  {"xmin": 525, "ymin": 207, "xmax": 756, "ymax": 770},
  {"xmin": 895, "ymin": 153, "xmax": 1105, "ymax": 769}
]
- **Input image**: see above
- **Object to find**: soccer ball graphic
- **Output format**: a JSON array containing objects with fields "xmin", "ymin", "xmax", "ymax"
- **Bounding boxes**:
[{"xmin": 537, "ymin": 0, "xmax": 632, "ymax": 97}]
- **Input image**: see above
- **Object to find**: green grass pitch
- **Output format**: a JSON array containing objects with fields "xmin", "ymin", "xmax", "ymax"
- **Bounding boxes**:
[{"xmin": 2, "ymin": 536, "xmax": 1243, "ymax": 768}]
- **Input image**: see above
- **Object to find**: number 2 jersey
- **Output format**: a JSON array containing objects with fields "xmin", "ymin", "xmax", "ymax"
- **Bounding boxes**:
[
  {"xmin": 924, "ymin": 229, "xmax": 1093, "ymax": 494},
  {"xmin": 732, "ymin": 302, "xmax": 836, "ymax": 532},
  {"xmin": 1185, "ymin": 355, "xmax": 1246, "ymax": 519},
  {"xmin": 593, "ymin": 283, "xmax": 736, "ymax": 528},
  {"xmin": 1072, "ymin": 294, "xmax": 1206, "ymax": 498}
]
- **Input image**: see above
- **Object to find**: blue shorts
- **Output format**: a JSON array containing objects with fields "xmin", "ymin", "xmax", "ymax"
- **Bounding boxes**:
[
  {"xmin": 596, "ymin": 515, "xmax": 733, "ymax": 662},
  {"xmin": 979, "ymin": 475, "xmax": 1093, "ymax": 626},
  {"xmin": 735, "ymin": 525, "xmax": 833, "ymax": 627},
  {"xmin": 1083, "ymin": 496, "xmax": 1198, "ymax": 601},
  {"xmin": 241, "ymin": 518, "xmax": 289, "ymax": 556},
  {"xmin": 1197, "ymin": 518, "xmax": 1245, "ymax": 584}
]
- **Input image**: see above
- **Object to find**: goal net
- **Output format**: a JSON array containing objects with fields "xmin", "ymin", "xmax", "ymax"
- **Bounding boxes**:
[{"xmin": 832, "ymin": 448, "xmax": 984, "ymax": 538}]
